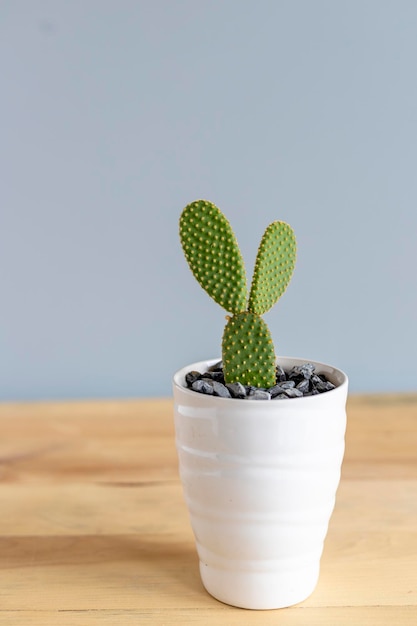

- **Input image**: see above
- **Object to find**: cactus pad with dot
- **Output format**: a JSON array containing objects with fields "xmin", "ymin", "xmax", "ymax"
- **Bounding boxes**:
[
  {"xmin": 179, "ymin": 200, "xmax": 247, "ymax": 314},
  {"xmin": 222, "ymin": 312, "xmax": 276, "ymax": 387},
  {"xmin": 248, "ymin": 221, "xmax": 296, "ymax": 315}
]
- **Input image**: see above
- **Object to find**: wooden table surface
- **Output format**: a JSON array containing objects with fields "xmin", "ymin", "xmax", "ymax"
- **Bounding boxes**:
[{"xmin": 0, "ymin": 395, "xmax": 416, "ymax": 625}]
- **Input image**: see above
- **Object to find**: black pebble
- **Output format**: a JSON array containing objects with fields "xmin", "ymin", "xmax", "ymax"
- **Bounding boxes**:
[
  {"xmin": 247, "ymin": 389, "xmax": 271, "ymax": 400},
  {"xmin": 283, "ymin": 387, "xmax": 304, "ymax": 398},
  {"xmin": 280, "ymin": 380, "xmax": 295, "ymax": 390},
  {"xmin": 186, "ymin": 371, "xmax": 201, "ymax": 387},
  {"xmin": 296, "ymin": 379, "xmax": 310, "ymax": 393},
  {"xmin": 226, "ymin": 382, "xmax": 247, "ymax": 399},
  {"xmin": 203, "ymin": 371, "xmax": 226, "ymax": 384},
  {"xmin": 191, "ymin": 379, "xmax": 213, "ymax": 395},
  {"xmin": 276, "ymin": 365, "xmax": 286, "ymax": 382},
  {"xmin": 210, "ymin": 380, "xmax": 232, "ymax": 398},
  {"xmin": 269, "ymin": 384, "xmax": 286, "ymax": 398}
]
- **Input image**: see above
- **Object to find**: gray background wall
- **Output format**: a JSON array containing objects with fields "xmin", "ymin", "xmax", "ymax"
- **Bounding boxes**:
[{"xmin": 1, "ymin": 0, "xmax": 416, "ymax": 401}]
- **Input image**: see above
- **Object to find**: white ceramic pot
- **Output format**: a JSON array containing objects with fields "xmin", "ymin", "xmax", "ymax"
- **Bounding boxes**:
[{"xmin": 173, "ymin": 357, "xmax": 348, "ymax": 610}]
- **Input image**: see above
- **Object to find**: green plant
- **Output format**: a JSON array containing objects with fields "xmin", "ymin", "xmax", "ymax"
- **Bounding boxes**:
[{"xmin": 179, "ymin": 200, "xmax": 296, "ymax": 388}]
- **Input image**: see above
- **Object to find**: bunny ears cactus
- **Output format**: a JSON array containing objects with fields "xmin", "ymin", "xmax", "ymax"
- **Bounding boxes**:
[{"xmin": 179, "ymin": 200, "xmax": 296, "ymax": 388}]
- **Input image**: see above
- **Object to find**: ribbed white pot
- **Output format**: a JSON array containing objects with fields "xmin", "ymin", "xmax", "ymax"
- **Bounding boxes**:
[{"xmin": 173, "ymin": 357, "xmax": 348, "ymax": 610}]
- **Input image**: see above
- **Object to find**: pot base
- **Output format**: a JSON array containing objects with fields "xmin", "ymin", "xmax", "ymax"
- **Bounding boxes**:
[{"xmin": 199, "ymin": 560, "xmax": 319, "ymax": 610}]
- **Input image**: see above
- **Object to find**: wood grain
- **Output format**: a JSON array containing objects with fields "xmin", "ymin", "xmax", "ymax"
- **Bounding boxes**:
[{"xmin": 0, "ymin": 395, "xmax": 416, "ymax": 625}]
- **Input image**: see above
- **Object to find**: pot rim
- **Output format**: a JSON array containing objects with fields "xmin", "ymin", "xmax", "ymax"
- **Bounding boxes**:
[{"xmin": 173, "ymin": 356, "xmax": 348, "ymax": 405}]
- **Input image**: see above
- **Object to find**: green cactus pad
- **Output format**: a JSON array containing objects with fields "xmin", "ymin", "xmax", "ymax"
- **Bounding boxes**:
[
  {"xmin": 248, "ymin": 221, "xmax": 296, "ymax": 316},
  {"xmin": 222, "ymin": 312, "xmax": 276, "ymax": 387},
  {"xmin": 179, "ymin": 200, "xmax": 247, "ymax": 314}
]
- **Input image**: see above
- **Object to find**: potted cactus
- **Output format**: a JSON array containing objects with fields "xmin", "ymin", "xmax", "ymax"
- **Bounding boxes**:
[{"xmin": 173, "ymin": 200, "xmax": 348, "ymax": 610}]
